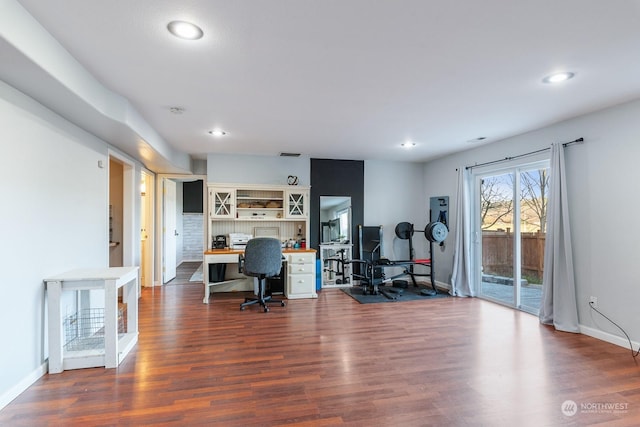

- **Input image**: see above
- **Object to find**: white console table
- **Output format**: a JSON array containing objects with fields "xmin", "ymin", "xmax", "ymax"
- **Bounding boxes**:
[{"xmin": 44, "ymin": 266, "xmax": 139, "ymax": 374}]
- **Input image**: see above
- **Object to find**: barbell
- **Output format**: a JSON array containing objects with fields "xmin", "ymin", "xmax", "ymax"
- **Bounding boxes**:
[{"xmin": 394, "ymin": 221, "xmax": 448, "ymax": 243}]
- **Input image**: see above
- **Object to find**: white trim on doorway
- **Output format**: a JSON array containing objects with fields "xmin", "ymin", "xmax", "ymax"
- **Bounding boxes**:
[
  {"xmin": 140, "ymin": 169, "xmax": 155, "ymax": 287},
  {"xmin": 108, "ymin": 150, "xmax": 136, "ymax": 268},
  {"xmin": 155, "ymin": 174, "xmax": 207, "ymax": 287}
]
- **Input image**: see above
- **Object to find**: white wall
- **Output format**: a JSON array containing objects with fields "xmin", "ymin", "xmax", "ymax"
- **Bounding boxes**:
[
  {"xmin": 207, "ymin": 153, "xmax": 310, "ymax": 185},
  {"xmin": 0, "ymin": 80, "xmax": 142, "ymax": 408},
  {"xmin": 423, "ymin": 98, "xmax": 640, "ymax": 346},
  {"xmin": 364, "ymin": 160, "xmax": 427, "ymax": 263}
]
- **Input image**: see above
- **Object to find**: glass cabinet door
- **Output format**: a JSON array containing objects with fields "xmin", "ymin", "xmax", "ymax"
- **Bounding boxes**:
[
  {"xmin": 285, "ymin": 190, "xmax": 308, "ymax": 218},
  {"xmin": 209, "ymin": 188, "xmax": 235, "ymax": 219}
]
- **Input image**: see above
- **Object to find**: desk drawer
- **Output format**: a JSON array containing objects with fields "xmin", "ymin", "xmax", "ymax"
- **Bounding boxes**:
[
  {"xmin": 205, "ymin": 253, "xmax": 240, "ymax": 264},
  {"xmin": 289, "ymin": 263, "xmax": 313, "ymax": 274},
  {"xmin": 288, "ymin": 253, "xmax": 315, "ymax": 264},
  {"xmin": 286, "ymin": 274, "xmax": 315, "ymax": 299}
]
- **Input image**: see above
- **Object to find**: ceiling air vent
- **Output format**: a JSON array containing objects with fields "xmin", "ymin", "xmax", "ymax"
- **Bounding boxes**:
[{"xmin": 279, "ymin": 152, "xmax": 301, "ymax": 157}]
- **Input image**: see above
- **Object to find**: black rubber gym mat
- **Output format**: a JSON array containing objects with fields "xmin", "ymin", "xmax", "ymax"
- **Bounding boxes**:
[{"xmin": 340, "ymin": 285, "xmax": 451, "ymax": 304}]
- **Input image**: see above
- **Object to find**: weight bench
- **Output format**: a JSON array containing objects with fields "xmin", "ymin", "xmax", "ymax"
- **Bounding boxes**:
[{"xmin": 353, "ymin": 257, "xmax": 437, "ymax": 298}]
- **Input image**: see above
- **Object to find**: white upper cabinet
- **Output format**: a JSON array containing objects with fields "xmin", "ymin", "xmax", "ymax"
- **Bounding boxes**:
[
  {"xmin": 285, "ymin": 189, "xmax": 309, "ymax": 218},
  {"xmin": 208, "ymin": 184, "xmax": 310, "ymax": 221},
  {"xmin": 209, "ymin": 187, "xmax": 236, "ymax": 219}
]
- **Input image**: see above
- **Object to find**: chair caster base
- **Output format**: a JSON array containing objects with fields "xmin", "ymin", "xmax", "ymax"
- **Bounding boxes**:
[{"xmin": 240, "ymin": 297, "xmax": 286, "ymax": 312}]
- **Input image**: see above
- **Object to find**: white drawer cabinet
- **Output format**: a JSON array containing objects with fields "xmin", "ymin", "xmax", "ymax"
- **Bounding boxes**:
[
  {"xmin": 288, "ymin": 262, "xmax": 314, "ymax": 275},
  {"xmin": 285, "ymin": 252, "xmax": 317, "ymax": 299}
]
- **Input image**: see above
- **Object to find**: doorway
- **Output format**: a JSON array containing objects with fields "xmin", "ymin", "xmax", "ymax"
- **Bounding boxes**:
[
  {"xmin": 473, "ymin": 160, "xmax": 549, "ymax": 314},
  {"xmin": 108, "ymin": 153, "xmax": 135, "ymax": 269},
  {"xmin": 163, "ymin": 179, "xmax": 178, "ymax": 283},
  {"xmin": 157, "ymin": 175, "xmax": 207, "ymax": 285},
  {"xmin": 140, "ymin": 171, "xmax": 154, "ymax": 287}
]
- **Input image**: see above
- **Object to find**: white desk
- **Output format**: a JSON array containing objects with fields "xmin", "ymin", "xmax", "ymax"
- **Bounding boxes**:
[
  {"xmin": 203, "ymin": 249, "xmax": 251, "ymax": 303},
  {"xmin": 203, "ymin": 249, "xmax": 317, "ymax": 303},
  {"xmin": 44, "ymin": 266, "xmax": 139, "ymax": 374}
]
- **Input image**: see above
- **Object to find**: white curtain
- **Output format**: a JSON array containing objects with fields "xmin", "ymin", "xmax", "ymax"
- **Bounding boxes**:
[
  {"xmin": 451, "ymin": 167, "xmax": 475, "ymax": 296},
  {"xmin": 539, "ymin": 143, "xmax": 579, "ymax": 332}
]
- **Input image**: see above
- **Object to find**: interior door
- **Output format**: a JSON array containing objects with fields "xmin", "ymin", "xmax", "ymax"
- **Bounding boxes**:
[{"xmin": 163, "ymin": 179, "xmax": 177, "ymax": 283}]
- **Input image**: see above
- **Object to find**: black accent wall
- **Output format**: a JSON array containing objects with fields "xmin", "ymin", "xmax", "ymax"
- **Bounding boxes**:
[{"xmin": 310, "ymin": 159, "xmax": 364, "ymax": 258}]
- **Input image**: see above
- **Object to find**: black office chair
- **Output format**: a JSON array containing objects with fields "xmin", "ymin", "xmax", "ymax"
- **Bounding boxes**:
[{"xmin": 238, "ymin": 237, "xmax": 286, "ymax": 312}]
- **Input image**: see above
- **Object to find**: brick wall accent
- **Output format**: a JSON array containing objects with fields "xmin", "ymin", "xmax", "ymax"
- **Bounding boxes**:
[{"xmin": 182, "ymin": 213, "xmax": 204, "ymax": 262}]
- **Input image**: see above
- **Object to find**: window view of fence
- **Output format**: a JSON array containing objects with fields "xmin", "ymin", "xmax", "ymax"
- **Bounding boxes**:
[
  {"xmin": 482, "ymin": 230, "xmax": 545, "ymax": 284},
  {"xmin": 479, "ymin": 166, "xmax": 548, "ymax": 312}
]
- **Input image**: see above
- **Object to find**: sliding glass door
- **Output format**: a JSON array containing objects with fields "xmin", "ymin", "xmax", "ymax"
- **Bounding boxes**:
[{"xmin": 474, "ymin": 161, "xmax": 549, "ymax": 314}]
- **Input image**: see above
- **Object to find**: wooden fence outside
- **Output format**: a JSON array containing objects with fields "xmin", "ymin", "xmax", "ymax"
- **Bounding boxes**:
[{"xmin": 482, "ymin": 230, "xmax": 545, "ymax": 283}]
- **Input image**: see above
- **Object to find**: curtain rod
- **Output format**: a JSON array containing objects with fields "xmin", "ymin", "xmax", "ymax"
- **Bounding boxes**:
[{"xmin": 464, "ymin": 137, "xmax": 584, "ymax": 170}]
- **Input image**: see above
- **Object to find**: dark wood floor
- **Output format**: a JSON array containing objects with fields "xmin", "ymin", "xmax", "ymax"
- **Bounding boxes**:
[{"xmin": 2, "ymin": 264, "xmax": 640, "ymax": 426}]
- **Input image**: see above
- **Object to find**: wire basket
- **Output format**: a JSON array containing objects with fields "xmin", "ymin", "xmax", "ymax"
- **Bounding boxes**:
[{"xmin": 63, "ymin": 306, "xmax": 125, "ymax": 352}]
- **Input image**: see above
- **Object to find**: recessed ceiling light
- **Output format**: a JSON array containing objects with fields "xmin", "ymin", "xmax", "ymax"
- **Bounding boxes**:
[
  {"xmin": 542, "ymin": 71, "xmax": 575, "ymax": 84},
  {"xmin": 208, "ymin": 129, "xmax": 226, "ymax": 137},
  {"xmin": 167, "ymin": 21, "xmax": 204, "ymax": 40},
  {"xmin": 401, "ymin": 142, "xmax": 416, "ymax": 148}
]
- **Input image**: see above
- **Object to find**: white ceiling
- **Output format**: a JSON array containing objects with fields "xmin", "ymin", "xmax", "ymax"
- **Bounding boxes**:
[{"xmin": 7, "ymin": 0, "xmax": 640, "ymax": 169}]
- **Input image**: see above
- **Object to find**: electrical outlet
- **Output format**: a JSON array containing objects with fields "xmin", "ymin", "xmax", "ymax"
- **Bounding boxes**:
[{"xmin": 589, "ymin": 296, "xmax": 598, "ymax": 308}]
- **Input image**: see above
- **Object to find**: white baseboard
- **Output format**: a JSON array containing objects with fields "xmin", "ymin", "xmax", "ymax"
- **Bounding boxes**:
[
  {"xmin": 580, "ymin": 324, "xmax": 640, "ymax": 352},
  {"xmin": 0, "ymin": 362, "xmax": 48, "ymax": 410},
  {"xmin": 434, "ymin": 281, "xmax": 637, "ymax": 351}
]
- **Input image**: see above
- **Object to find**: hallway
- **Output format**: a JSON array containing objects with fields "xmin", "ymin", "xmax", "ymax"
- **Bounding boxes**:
[{"xmin": 164, "ymin": 261, "xmax": 201, "ymax": 285}]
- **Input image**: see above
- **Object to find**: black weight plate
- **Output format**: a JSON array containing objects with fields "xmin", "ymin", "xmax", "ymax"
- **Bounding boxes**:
[
  {"xmin": 394, "ymin": 222, "xmax": 414, "ymax": 239},
  {"xmin": 424, "ymin": 222, "xmax": 434, "ymax": 242},
  {"xmin": 426, "ymin": 221, "xmax": 448, "ymax": 242}
]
